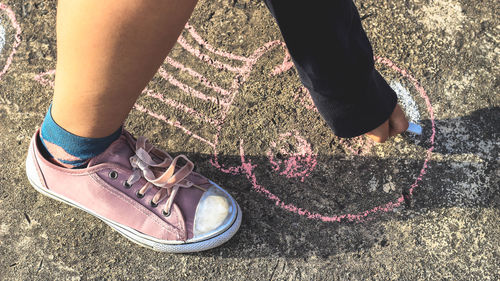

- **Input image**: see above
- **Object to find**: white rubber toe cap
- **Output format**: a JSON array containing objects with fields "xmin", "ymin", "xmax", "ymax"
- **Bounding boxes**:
[{"xmin": 192, "ymin": 184, "xmax": 237, "ymax": 241}]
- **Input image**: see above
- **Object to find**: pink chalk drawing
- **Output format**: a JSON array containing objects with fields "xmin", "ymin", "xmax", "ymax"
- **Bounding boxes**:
[
  {"xmin": 34, "ymin": 23, "xmax": 436, "ymax": 223},
  {"xmin": 267, "ymin": 131, "xmax": 317, "ymax": 182},
  {"xmin": 34, "ymin": 69, "xmax": 55, "ymax": 88},
  {"xmin": 0, "ymin": 3, "xmax": 21, "ymax": 81}
]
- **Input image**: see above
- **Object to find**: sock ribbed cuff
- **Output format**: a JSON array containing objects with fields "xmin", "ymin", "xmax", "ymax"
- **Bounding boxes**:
[{"xmin": 40, "ymin": 105, "xmax": 122, "ymax": 168}]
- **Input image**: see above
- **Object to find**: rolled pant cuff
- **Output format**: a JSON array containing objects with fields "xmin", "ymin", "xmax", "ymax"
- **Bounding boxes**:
[{"xmin": 309, "ymin": 70, "xmax": 398, "ymax": 138}]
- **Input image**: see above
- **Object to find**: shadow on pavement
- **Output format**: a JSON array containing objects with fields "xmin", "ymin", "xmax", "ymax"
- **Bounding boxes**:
[
  {"xmin": 163, "ymin": 107, "xmax": 498, "ymax": 258},
  {"xmin": 12, "ymin": 107, "xmax": 498, "ymax": 259}
]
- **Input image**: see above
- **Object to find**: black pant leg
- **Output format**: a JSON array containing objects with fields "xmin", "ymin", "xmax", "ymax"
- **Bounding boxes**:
[{"xmin": 263, "ymin": 0, "xmax": 397, "ymax": 138}]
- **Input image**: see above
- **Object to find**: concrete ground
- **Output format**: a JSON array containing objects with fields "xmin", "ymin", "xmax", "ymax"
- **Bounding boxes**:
[{"xmin": 0, "ymin": 0, "xmax": 498, "ymax": 280}]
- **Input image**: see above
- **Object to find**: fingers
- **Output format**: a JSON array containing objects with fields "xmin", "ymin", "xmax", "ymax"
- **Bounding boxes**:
[
  {"xmin": 388, "ymin": 105, "xmax": 409, "ymax": 137},
  {"xmin": 365, "ymin": 120, "xmax": 390, "ymax": 143},
  {"xmin": 365, "ymin": 104, "xmax": 409, "ymax": 143}
]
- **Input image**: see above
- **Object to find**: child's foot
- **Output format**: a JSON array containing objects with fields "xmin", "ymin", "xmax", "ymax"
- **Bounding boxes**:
[
  {"xmin": 39, "ymin": 105, "xmax": 123, "ymax": 168},
  {"xmin": 26, "ymin": 129, "xmax": 242, "ymax": 253}
]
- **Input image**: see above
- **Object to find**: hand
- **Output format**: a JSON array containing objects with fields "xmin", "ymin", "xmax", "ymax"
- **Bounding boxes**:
[{"xmin": 365, "ymin": 104, "xmax": 409, "ymax": 143}]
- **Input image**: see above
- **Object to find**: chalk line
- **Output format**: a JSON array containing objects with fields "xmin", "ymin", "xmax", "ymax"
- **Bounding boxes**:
[
  {"xmin": 390, "ymin": 80, "xmax": 421, "ymax": 123},
  {"xmin": 266, "ymin": 131, "xmax": 317, "ymax": 182},
  {"xmin": 0, "ymin": 20, "xmax": 5, "ymax": 54},
  {"xmin": 0, "ymin": 3, "xmax": 21, "ymax": 81},
  {"xmin": 185, "ymin": 23, "xmax": 251, "ymax": 63},
  {"xmin": 165, "ymin": 57, "xmax": 231, "ymax": 96},
  {"xmin": 177, "ymin": 35, "xmax": 244, "ymax": 73},
  {"xmin": 158, "ymin": 67, "xmax": 231, "ymax": 107},
  {"xmin": 143, "ymin": 88, "xmax": 220, "ymax": 126},
  {"xmin": 232, "ymin": 57, "xmax": 436, "ymax": 222},
  {"xmin": 133, "ymin": 103, "xmax": 216, "ymax": 149},
  {"xmin": 34, "ymin": 69, "xmax": 56, "ymax": 87}
]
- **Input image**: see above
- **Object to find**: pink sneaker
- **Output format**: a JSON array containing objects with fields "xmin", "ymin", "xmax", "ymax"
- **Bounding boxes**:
[{"xmin": 25, "ymin": 129, "xmax": 242, "ymax": 253}]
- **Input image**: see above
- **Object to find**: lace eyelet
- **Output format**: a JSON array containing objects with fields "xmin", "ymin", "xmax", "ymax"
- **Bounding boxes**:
[
  {"xmin": 136, "ymin": 191, "xmax": 145, "ymax": 199},
  {"xmin": 162, "ymin": 210, "xmax": 171, "ymax": 217},
  {"xmin": 108, "ymin": 171, "xmax": 118, "ymax": 179},
  {"xmin": 123, "ymin": 181, "xmax": 132, "ymax": 189},
  {"xmin": 150, "ymin": 200, "xmax": 158, "ymax": 208}
]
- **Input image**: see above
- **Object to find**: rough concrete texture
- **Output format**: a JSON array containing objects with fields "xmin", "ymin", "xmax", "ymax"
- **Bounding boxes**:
[{"xmin": 0, "ymin": 0, "xmax": 498, "ymax": 280}]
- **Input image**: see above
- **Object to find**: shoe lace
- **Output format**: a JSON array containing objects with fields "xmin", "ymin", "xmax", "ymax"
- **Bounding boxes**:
[{"xmin": 125, "ymin": 136, "xmax": 194, "ymax": 216}]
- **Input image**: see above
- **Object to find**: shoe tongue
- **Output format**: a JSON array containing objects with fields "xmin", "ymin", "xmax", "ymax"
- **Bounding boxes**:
[{"xmin": 88, "ymin": 134, "xmax": 135, "ymax": 169}]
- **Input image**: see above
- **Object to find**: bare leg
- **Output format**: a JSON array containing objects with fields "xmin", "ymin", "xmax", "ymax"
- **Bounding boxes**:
[{"xmin": 52, "ymin": 0, "xmax": 198, "ymax": 138}]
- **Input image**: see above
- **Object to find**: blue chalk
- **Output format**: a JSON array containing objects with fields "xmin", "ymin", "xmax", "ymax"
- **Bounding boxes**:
[{"xmin": 407, "ymin": 122, "xmax": 422, "ymax": 135}]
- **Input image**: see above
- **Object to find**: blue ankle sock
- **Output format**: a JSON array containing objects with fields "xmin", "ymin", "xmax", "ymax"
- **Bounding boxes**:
[{"xmin": 40, "ymin": 105, "xmax": 122, "ymax": 168}]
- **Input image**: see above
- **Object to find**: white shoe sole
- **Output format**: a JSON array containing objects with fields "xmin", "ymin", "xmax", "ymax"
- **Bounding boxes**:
[{"xmin": 26, "ymin": 147, "xmax": 242, "ymax": 253}]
